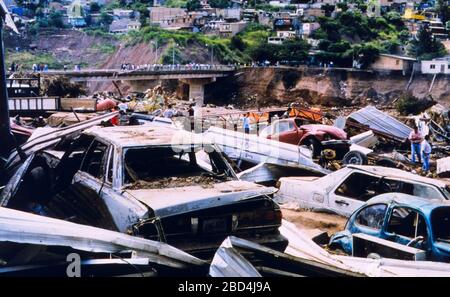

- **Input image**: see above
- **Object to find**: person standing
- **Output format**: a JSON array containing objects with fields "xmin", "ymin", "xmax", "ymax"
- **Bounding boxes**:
[
  {"xmin": 421, "ymin": 135, "xmax": 432, "ymax": 173},
  {"xmin": 163, "ymin": 104, "xmax": 176, "ymax": 118},
  {"xmin": 242, "ymin": 112, "xmax": 251, "ymax": 134},
  {"xmin": 408, "ymin": 126, "xmax": 423, "ymax": 164},
  {"xmin": 188, "ymin": 103, "xmax": 195, "ymax": 131}
]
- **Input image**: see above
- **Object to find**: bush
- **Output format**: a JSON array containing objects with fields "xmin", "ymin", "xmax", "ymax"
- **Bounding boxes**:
[{"xmin": 395, "ymin": 92, "xmax": 434, "ymax": 115}]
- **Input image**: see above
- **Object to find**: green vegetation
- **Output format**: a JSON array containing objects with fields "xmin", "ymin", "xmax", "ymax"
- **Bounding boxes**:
[
  {"xmin": 186, "ymin": 0, "xmax": 202, "ymax": 11},
  {"xmin": 5, "ymin": 51, "xmax": 64, "ymax": 70},
  {"xmin": 408, "ymin": 26, "xmax": 447, "ymax": 60},
  {"xmin": 125, "ymin": 25, "xmax": 246, "ymax": 64},
  {"xmin": 208, "ymin": 0, "xmax": 231, "ymax": 8},
  {"xmin": 89, "ymin": 43, "xmax": 117, "ymax": 55},
  {"xmin": 395, "ymin": 92, "xmax": 434, "ymax": 115},
  {"xmin": 249, "ymin": 38, "xmax": 310, "ymax": 63},
  {"xmin": 311, "ymin": 10, "xmax": 411, "ymax": 67},
  {"xmin": 165, "ymin": 0, "xmax": 188, "ymax": 8}
]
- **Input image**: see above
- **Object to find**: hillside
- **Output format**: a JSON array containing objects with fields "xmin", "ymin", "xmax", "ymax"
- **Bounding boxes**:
[{"xmin": 205, "ymin": 67, "xmax": 450, "ymax": 108}]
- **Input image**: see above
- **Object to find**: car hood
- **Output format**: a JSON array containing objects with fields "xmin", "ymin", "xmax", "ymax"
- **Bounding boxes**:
[{"xmin": 124, "ymin": 180, "xmax": 277, "ymax": 218}]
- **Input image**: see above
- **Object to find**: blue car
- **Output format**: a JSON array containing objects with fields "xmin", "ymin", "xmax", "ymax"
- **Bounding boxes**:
[{"xmin": 329, "ymin": 193, "xmax": 450, "ymax": 263}]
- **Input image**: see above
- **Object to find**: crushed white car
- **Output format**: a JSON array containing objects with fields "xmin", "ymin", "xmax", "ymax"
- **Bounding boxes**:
[{"xmin": 275, "ymin": 165, "xmax": 450, "ymax": 217}]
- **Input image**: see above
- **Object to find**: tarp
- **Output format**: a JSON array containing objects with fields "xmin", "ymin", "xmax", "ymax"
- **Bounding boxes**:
[{"xmin": 348, "ymin": 106, "xmax": 412, "ymax": 142}]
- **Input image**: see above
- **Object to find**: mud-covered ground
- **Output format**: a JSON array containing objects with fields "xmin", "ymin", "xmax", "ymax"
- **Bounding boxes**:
[{"xmin": 281, "ymin": 208, "xmax": 347, "ymax": 236}]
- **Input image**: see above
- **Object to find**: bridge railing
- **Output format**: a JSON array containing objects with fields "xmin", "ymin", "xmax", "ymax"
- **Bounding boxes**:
[{"xmin": 126, "ymin": 64, "xmax": 236, "ymax": 72}]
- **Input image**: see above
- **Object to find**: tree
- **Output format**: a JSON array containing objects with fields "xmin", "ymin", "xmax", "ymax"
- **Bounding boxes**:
[
  {"xmin": 90, "ymin": 2, "xmax": 101, "ymax": 13},
  {"xmin": 354, "ymin": 44, "xmax": 379, "ymax": 69},
  {"xmin": 131, "ymin": 2, "xmax": 149, "ymax": 26},
  {"xmin": 49, "ymin": 10, "xmax": 64, "ymax": 28},
  {"xmin": 100, "ymin": 11, "xmax": 113, "ymax": 27},
  {"xmin": 437, "ymin": 0, "xmax": 450, "ymax": 23},
  {"xmin": 408, "ymin": 26, "xmax": 447, "ymax": 60},
  {"xmin": 277, "ymin": 38, "xmax": 310, "ymax": 62},
  {"xmin": 186, "ymin": 0, "xmax": 201, "ymax": 11},
  {"xmin": 249, "ymin": 43, "xmax": 279, "ymax": 63},
  {"xmin": 208, "ymin": 0, "xmax": 230, "ymax": 9},
  {"xmin": 336, "ymin": 2, "xmax": 348, "ymax": 12},
  {"xmin": 230, "ymin": 35, "xmax": 246, "ymax": 51},
  {"xmin": 321, "ymin": 4, "xmax": 335, "ymax": 17}
]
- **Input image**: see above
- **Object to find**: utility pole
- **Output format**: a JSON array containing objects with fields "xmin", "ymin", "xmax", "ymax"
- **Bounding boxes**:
[
  {"xmin": 0, "ymin": 4, "xmax": 18, "ymax": 161},
  {"xmin": 211, "ymin": 45, "xmax": 214, "ymax": 65},
  {"xmin": 172, "ymin": 46, "xmax": 175, "ymax": 66}
]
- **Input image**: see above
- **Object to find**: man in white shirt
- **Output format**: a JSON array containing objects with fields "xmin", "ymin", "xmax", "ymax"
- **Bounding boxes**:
[{"xmin": 421, "ymin": 135, "xmax": 432, "ymax": 173}]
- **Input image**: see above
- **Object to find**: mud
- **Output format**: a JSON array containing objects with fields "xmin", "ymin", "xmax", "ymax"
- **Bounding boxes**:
[
  {"xmin": 282, "ymin": 208, "xmax": 347, "ymax": 235},
  {"xmin": 126, "ymin": 175, "xmax": 221, "ymax": 189}
]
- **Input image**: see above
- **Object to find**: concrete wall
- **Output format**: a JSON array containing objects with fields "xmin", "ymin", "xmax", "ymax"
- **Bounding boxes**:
[
  {"xmin": 421, "ymin": 60, "xmax": 450, "ymax": 74},
  {"xmin": 370, "ymin": 56, "xmax": 414, "ymax": 73}
]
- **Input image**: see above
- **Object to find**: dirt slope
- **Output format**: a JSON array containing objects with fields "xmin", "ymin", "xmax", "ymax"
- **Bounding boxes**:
[{"xmin": 205, "ymin": 67, "xmax": 450, "ymax": 108}]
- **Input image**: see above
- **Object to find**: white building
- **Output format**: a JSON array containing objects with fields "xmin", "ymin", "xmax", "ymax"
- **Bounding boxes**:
[
  {"xmin": 268, "ymin": 36, "xmax": 285, "ymax": 45},
  {"xmin": 421, "ymin": 58, "xmax": 450, "ymax": 74},
  {"xmin": 302, "ymin": 22, "xmax": 320, "ymax": 36},
  {"xmin": 109, "ymin": 19, "xmax": 141, "ymax": 34}
]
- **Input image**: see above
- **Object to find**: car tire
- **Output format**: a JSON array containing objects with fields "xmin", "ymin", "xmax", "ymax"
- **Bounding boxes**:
[
  {"xmin": 342, "ymin": 151, "xmax": 368, "ymax": 165},
  {"xmin": 302, "ymin": 137, "xmax": 322, "ymax": 158},
  {"xmin": 375, "ymin": 158, "xmax": 397, "ymax": 168}
]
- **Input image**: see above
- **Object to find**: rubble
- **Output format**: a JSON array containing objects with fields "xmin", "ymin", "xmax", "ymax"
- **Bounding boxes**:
[
  {"xmin": 0, "ymin": 206, "xmax": 207, "ymax": 276},
  {"xmin": 347, "ymin": 105, "xmax": 412, "ymax": 142},
  {"xmin": 437, "ymin": 157, "xmax": 450, "ymax": 178}
]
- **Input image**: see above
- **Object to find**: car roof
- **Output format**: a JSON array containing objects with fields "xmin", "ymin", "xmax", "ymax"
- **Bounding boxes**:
[
  {"xmin": 346, "ymin": 165, "xmax": 448, "ymax": 189},
  {"xmin": 84, "ymin": 125, "xmax": 211, "ymax": 148},
  {"xmin": 366, "ymin": 193, "xmax": 450, "ymax": 216}
]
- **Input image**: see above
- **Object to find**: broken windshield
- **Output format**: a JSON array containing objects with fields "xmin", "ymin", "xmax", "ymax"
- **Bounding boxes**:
[
  {"xmin": 123, "ymin": 145, "xmax": 235, "ymax": 189},
  {"xmin": 431, "ymin": 207, "xmax": 450, "ymax": 243}
]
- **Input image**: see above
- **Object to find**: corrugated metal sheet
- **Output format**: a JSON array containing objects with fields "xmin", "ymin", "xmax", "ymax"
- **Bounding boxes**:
[
  {"xmin": 0, "ymin": 207, "xmax": 206, "ymax": 269},
  {"xmin": 348, "ymin": 106, "xmax": 412, "ymax": 141}
]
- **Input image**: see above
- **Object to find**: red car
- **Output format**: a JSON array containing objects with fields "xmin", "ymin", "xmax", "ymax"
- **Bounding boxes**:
[{"xmin": 260, "ymin": 118, "xmax": 347, "ymax": 156}]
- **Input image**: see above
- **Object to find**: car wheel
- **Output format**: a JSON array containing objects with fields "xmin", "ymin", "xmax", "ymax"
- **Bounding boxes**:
[
  {"xmin": 303, "ymin": 138, "xmax": 322, "ymax": 158},
  {"xmin": 342, "ymin": 151, "xmax": 368, "ymax": 165}
]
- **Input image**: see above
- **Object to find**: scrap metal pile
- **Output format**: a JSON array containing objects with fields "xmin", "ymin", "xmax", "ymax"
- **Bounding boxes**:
[
  {"xmin": 1, "ymin": 99, "xmax": 449, "ymax": 277},
  {"xmin": 1, "ymin": 2, "xmax": 450, "ymax": 277}
]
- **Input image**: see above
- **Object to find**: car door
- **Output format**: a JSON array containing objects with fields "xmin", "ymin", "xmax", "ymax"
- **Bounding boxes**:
[
  {"xmin": 383, "ymin": 206, "xmax": 430, "ymax": 252},
  {"xmin": 65, "ymin": 139, "xmax": 119, "ymax": 231},
  {"xmin": 275, "ymin": 120, "xmax": 299, "ymax": 145},
  {"xmin": 328, "ymin": 170, "xmax": 382, "ymax": 217}
]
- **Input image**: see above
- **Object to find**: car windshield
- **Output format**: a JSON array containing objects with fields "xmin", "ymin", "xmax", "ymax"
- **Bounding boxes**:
[
  {"xmin": 260, "ymin": 121, "xmax": 294, "ymax": 138},
  {"xmin": 431, "ymin": 206, "xmax": 450, "ymax": 243},
  {"xmin": 122, "ymin": 144, "xmax": 235, "ymax": 189}
]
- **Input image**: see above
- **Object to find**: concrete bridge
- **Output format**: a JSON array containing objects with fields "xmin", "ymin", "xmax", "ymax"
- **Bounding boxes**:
[{"xmin": 39, "ymin": 65, "xmax": 235, "ymax": 105}]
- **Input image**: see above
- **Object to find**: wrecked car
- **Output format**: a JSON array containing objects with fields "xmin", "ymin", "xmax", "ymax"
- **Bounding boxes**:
[
  {"xmin": 1, "ymin": 125, "xmax": 288, "ymax": 258},
  {"xmin": 329, "ymin": 194, "xmax": 450, "ymax": 263},
  {"xmin": 275, "ymin": 165, "xmax": 450, "ymax": 217},
  {"xmin": 0, "ymin": 206, "xmax": 207, "ymax": 276},
  {"xmin": 259, "ymin": 118, "xmax": 347, "ymax": 156}
]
